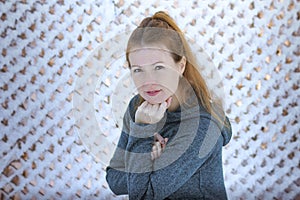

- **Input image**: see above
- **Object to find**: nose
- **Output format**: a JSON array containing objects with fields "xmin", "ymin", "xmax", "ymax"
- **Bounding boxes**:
[{"xmin": 142, "ymin": 71, "xmax": 157, "ymax": 85}]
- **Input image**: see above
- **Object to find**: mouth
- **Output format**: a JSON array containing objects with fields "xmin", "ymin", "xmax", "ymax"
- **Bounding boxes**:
[{"xmin": 145, "ymin": 89, "xmax": 162, "ymax": 96}]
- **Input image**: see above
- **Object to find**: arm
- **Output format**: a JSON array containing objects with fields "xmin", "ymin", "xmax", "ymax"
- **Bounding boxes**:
[
  {"xmin": 105, "ymin": 107, "xmax": 132, "ymax": 195},
  {"xmin": 125, "ymin": 116, "xmax": 224, "ymax": 200},
  {"xmin": 105, "ymin": 95, "xmax": 152, "ymax": 195},
  {"xmin": 105, "ymin": 131, "xmax": 129, "ymax": 195}
]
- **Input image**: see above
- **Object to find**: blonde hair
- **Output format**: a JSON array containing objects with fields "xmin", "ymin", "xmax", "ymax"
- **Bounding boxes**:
[{"xmin": 126, "ymin": 11, "xmax": 228, "ymax": 127}]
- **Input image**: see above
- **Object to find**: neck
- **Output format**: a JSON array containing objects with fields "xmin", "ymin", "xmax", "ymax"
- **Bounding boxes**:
[{"xmin": 168, "ymin": 89, "xmax": 183, "ymax": 112}]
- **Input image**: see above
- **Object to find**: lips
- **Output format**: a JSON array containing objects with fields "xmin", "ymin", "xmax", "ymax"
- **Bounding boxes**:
[{"xmin": 146, "ymin": 89, "xmax": 162, "ymax": 96}]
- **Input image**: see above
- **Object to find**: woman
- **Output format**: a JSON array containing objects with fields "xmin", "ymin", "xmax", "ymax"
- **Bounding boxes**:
[{"xmin": 106, "ymin": 11, "xmax": 232, "ymax": 199}]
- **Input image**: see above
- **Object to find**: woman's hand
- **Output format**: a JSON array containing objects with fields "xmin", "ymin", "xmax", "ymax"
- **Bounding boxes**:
[
  {"xmin": 135, "ymin": 97, "xmax": 172, "ymax": 124},
  {"xmin": 151, "ymin": 133, "xmax": 168, "ymax": 160}
]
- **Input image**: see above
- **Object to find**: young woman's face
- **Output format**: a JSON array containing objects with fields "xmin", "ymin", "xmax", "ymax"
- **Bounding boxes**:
[{"xmin": 129, "ymin": 48, "xmax": 184, "ymax": 104}]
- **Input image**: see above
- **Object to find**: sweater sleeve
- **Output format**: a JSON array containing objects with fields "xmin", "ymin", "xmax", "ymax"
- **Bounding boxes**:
[
  {"xmin": 105, "ymin": 131, "xmax": 129, "ymax": 195},
  {"xmin": 105, "ymin": 106, "xmax": 132, "ymax": 195},
  {"xmin": 105, "ymin": 100, "xmax": 162, "ymax": 195},
  {"xmin": 125, "ymin": 115, "xmax": 225, "ymax": 200}
]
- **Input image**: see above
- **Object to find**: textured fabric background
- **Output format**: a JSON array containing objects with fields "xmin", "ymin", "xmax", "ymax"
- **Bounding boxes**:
[{"xmin": 0, "ymin": 1, "xmax": 299, "ymax": 199}]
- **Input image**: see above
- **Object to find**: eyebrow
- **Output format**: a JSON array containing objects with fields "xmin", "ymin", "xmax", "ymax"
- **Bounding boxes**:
[{"xmin": 131, "ymin": 61, "xmax": 164, "ymax": 68}]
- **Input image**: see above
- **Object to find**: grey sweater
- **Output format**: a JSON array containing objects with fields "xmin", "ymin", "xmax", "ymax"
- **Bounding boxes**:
[{"xmin": 106, "ymin": 95, "xmax": 232, "ymax": 200}]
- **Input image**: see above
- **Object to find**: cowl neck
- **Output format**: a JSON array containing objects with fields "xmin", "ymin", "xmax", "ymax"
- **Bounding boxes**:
[{"xmin": 129, "ymin": 94, "xmax": 231, "ymax": 146}]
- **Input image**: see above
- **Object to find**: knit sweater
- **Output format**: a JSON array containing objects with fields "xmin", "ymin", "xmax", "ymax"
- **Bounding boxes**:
[{"xmin": 106, "ymin": 94, "xmax": 232, "ymax": 200}]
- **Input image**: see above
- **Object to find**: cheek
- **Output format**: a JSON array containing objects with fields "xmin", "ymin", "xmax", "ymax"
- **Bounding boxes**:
[
  {"xmin": 158, "ymin": 72, "xmax": 180, "ymax": 92},
  {"xmin": 131, "ymin": 74, "xmax": 145, "ymax": 89}
]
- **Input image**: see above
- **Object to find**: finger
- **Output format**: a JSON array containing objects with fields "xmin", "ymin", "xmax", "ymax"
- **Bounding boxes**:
[
  {"xmin": 166, "ymin": 96, "xmax": 173, "ymax": 108},
  {"xmin": 139, "ymin": 100, "xmax": 148, "ymax": 109},
  {"xmin": 152, "ymin": 142, "xmax": 159, "ymax": 149},
  {"xmin": 155, "ymin": 142, "xmax": 162, "ymax": 158},
  {"xmin": 151, "ymin": 151, "xmax": 155, "ymax": 160},
  {"xmin": 148, "ymin": 103, "xmax": 160, "ymax": 117},
  {"xmin": 162, "ymin": 138, "xmax": 169, "ymax": 149},
  {"xmin": 152, "ymin": 145, "xmax": 157, "ymax": 157},
  {"xmin": 155, "ymin": 141, "xmax": 161, "ymax": 152},
  {"xmin": 151, "ymin": 103, "xmax": 159, "ymax": 113},
  {"xmin": 142, "ymin": 102, "xmax": 152, "ymax": 121},
  {"xmin": 152, "ymin": 143, "xmax": 159, "ymax": 159},
  {"xmin": 158, "ymin": 101, "xmax": 168, "ymax": 114},
  {"xmin": 143, "ymin": 101, "xmax": 150, "ymax": 112},
  {"xmin": 146, "ymin": 103, "xmax": 154, "ymax": 116},
  {"xmin": 137, "ymin": 101, "xmax": 148, "ymax": 114},
  {"xmin": 165, "ymin": 138, "xmax": 169, "ymax": 143},
  {"xmin": 154, "ymin": 133, "xmax": 165, "ymax": 145},
  {"xmin": 152, "ymin": 141, "xmax": 160, "ymax": 150}
]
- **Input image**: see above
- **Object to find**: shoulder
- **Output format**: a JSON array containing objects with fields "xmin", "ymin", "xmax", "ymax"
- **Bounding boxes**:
[
  {"xmin": 128, "ymin": 94, "xmax": 141, "ymax": 109},
  {"xmin": 198, "ymin": 107, "xmax": 232, "ymax": 146}
]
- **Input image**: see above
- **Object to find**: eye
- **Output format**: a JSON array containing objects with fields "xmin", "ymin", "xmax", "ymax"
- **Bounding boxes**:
[
  {"xmin": 155, "ymin": 65, "xmax": 165, "ymax": 70},
  {"xmin": 132, "ymin": 68, "xmax": 142, "ymax": 73}
]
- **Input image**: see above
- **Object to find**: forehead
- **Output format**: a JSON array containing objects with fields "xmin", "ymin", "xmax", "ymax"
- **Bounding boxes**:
[{"xmin": 128, "ymin": 48, "xmax": 174, "ymax": 66}]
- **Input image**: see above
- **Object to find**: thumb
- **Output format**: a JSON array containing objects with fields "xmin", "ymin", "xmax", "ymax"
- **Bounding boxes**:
[
  {"xmin": 164, "ymin": 138, "xmax": 169, "ymax": 143},
  {"xmin": 166, "ymin": 96, "xmax": 173, "ymax": 108}
]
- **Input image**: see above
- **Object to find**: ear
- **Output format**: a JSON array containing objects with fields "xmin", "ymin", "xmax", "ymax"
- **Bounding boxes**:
[{"xmin": 179, "ymin": 56, "xmax": 186, "ymax": 75}]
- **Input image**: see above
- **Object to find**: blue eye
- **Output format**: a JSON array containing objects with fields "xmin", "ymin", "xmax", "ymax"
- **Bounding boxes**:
[{"xmin": 155, "ymin": 65, "xmax": 165, "ymax": 70}]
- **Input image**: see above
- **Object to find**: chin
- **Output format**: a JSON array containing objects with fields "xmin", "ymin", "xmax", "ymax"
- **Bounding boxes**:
[
  {"xmin": 142, "ymin": 95, "xmax": 169, "ymax": 105},
  {"xmin": 146, "ymin": 99, "xmax": 163, "ymax": 104}
]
